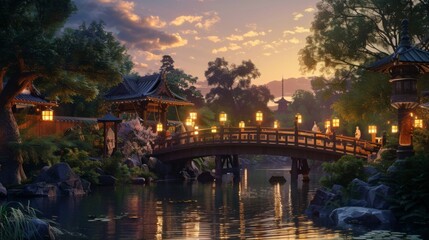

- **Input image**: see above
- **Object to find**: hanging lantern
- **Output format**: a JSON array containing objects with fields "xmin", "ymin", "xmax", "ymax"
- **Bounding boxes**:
[
  {"xmin": 295, "ymin": 113, "xmax": 302, "ymax": 124},
  {"xmin": 368, "ymin": 125, "xmax": 377, "ymax": 134},
  {"xmin": 332, "ymin": 117, "xmax": 340, "ymax": 128},
  {"xmin": 324, "ymin": 120, "xmax": 331, "ymax": 129},
  {"xmin": 256, "ymin": 111, "xmax": 263, "ymax": 125},
  {"xmin": 194, "ymin": 126, "xmax": 199, "ymax": 135},
  {"xmin": 156, "ymin": 122, "xmax": 163, "ymax": 132},
  {"xmin": 219, "ymin": 111, "xmax": 227, "ymax": 125},
  {"xmin": 273, "ymin": 120, "xmax": 279, "ymax": 129},
  {"xmin": 211, "ymin": 125, "xmax": 217, "ymax": 133},
  {"xmin": 239, "ymin": 121, "xmax": 246, "ymax": 129},
  {"xmin": 414, "ymin": 118, "xmax": 423, "ymax": 128},
  {"xmin": 391, "ymin": 125, "xmax": 398, "ymax": 133},
  {"xmin": 189, "ymin": 111, "xmax": 197, "ymax": 121},
  {"xmin": 42, "ymin": 108, "xmax": 54, "ymax": 121},
  {"xmin": 185, "ymin": 117, "xmax": 193, "ymax": 127}
]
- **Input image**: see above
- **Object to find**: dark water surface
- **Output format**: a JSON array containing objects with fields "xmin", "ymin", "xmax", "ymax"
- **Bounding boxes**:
[{"xmin": 14, "ymin": 163, "xmax": 357, "ymax": 239}]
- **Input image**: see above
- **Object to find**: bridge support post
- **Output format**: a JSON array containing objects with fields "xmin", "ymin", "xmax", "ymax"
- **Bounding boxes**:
[
  {"xmin": 214, "ymin": 154, "xmax": 240, "ymax": 183},
  {"xmin": 290, "ymin": 157, "xmax": 310, "ymax": 182}
]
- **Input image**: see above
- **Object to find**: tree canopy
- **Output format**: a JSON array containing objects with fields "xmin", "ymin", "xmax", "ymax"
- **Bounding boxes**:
[
  {"xmin": 204, "ymin": 57, "xmax": 273, "ymax": 125},
  {"xmin": 0, "ymin": 0, "xmax": 133, "ymax": 185}
]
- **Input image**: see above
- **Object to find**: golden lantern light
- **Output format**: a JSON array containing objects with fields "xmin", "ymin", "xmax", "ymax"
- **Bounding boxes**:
[
  {"xmin": 189, "ymin": 111, "xmax": 197, "ymax": 121},
  {"xmin": 219, "ymin": 111, "xmax": 227, "ymax": 125},
  {"xmin": 156, "ymin": 122, "xmax": 163, "ymax": 132},
  {"xmin": 273, "ymin": 120, "xmax": 279, "ymax": 129},
  {"xmin": 324, "ymin": 120, "xmax": 331, "ymax": 129},
  {"xmin": 391, "ymin": 125, "xmax": 398, "ymax": 133},
  {"xmin": 368, "ymin": 125, "xmax": 377, "ymax": 134},
  {"xmin": 295, "ymin": 113, "xmax": 302, "ymax": 124},
  {"xmin": 414, "ymin": 118, "xmax": 423, "ymax": 128},
  {"xmin": 194, "ymin": 125, "xmax": 199, "ymax": 135},
  {"xmin": 239, "ymin": 121, "xmax": 246, "ymax": 129},
  {"xmin": 185, "ymin": 117, "xmax": 193, "ymax": 127},
  {"xmin": 256, "ymin": 111, "xmax": 263, "ymax": 125},
  {"xmin": 332, "ymin": 117, "xmax": 340, "ymax": 128},
  {"xmin": 41, "ymin": 108, "xmax": 54, "ymax": 121},
  {"xmin": 211, "ymin": 125, "xmax": 217, "ymax": 133}
]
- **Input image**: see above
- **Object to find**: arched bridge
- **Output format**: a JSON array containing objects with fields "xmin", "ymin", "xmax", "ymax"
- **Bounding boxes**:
[{"xmin": 152, "ymin": 127, "xmax": 381, "ymax": 162}]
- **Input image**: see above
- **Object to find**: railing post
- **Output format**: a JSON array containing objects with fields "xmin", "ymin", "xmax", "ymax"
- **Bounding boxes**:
[
  {"xmin": 313, "ymin": 133, "xmax": 317, "ymax": 148},
  {"xmin": 354, "ymin": 140, "xmax": 357, "ymax": 156},
  {"xmin": 294, "ymin": 128, "xmax": 298, "ymax": 146},
  {"xmin": 333, "ymin": 131, "xmax": 337, "ymax": 152},
  {"xmin": 276, "ymin": 130, "xmax": 279, "ymax": 144},
  {"xmin": 257, "ymin": 126, "xmax": 261, "ymax": 143}
]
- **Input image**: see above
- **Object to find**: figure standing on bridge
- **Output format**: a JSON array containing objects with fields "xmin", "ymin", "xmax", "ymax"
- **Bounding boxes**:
[
  {"xmin": 312, "ymin": 121, "xmax": 320, "ymax": 132},
  {"xmin": 355, "ymin": 126, "xmax": 361, "ymax": 140}
]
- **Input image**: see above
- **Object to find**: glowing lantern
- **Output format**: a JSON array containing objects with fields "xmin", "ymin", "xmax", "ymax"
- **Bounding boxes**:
[
  {"xmin": 42, "ymin": 108, "xmax": 53, "ymax": 121},
  {"xmin": 256, "ymin": 111, "xmax": 263, "ymax": 125}
]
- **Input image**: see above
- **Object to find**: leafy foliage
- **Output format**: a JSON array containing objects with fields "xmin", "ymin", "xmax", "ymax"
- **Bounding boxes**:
[
  {"xmin": 383, "ymin": 155, "xmax": 429, "ymax": 224},
  {"xmin": 320, "ymin": 155, "xmax": 365, "ymax": 188},
  {"xmin": 413, "ymin": 128, "xmax": 429, "ymax": 155},
  {"xmin": 0, "ymin": 202, "xmax": 61, "ymax": 240},
  {"xmin": 117, "ymin": 119, "xmax": 157, "ymax": 160},
  {"xmin": 205, "ymin": 57, "xmax": 273, "ymax": 125}
]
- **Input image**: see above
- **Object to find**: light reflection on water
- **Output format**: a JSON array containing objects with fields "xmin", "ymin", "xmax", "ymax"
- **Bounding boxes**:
[{"xmin": 16, "ymin": 166, "xmax": 352, "ymax": 239}]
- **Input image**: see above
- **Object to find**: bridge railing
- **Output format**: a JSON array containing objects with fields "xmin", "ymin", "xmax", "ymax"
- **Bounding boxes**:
[{"xmin": 153, "ymin": 127, "xmax": 381, "ymax": 158}]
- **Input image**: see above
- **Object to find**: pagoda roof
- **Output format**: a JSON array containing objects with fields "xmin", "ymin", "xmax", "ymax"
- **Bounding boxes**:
[
  {"xmin": 274, "ymin": 97, "xmax": 291, "ymax": 104},
  {"xmin": 367, "ymin": 19, "xmax": 429, "ymax": 73},
  {"xmin": 12, "ymin": 84, "xmax": 56, "ymax": 107},
  {"xmin": 104, "ymin": 72, "xmax": 193, "ymax": 106}
]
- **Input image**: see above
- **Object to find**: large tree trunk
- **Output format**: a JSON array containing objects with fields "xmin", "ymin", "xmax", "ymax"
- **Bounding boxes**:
[{"xmin": 0, "ymin": 103, "xmax": 27, "ymax": 186}]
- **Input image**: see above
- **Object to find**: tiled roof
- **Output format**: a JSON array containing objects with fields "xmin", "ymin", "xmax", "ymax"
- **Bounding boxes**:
[{"xmin": 104, "ymin": 72, "xmax": 193, "ymax": 106}]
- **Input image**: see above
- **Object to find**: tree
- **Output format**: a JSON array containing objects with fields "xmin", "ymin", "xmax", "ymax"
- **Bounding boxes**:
[
  {"xmin": 205, "ymin": 57, "xmax": 273, "ymax": 124},
  {"xmin": 299, "ymin": 0, "xmax": 429, "ymax": 128},
  {"xmin": 0, "ymin": 0, "xmax": 132, "ymax": 185},
  {"xmin": 160, "ymin": 55, "xmax": 204, "ymax": 108},
  {"xmin": 288, "ymin": 90, "xmax": 321, "ymax": 130}
]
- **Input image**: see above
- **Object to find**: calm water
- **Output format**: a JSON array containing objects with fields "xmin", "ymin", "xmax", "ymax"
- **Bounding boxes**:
[{"xmin": 13, "ymin": 162, "xmax": 355, "ymax": 239}]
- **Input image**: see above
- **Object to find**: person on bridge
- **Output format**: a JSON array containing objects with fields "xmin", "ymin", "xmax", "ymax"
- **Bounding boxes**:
[
  {"xmin": 312, "ymin": 121, "xmax": 320, "ymax": 132},
  {"xmin": 355, "ymin": 126, "xmax": 361, "ymax": 140}
]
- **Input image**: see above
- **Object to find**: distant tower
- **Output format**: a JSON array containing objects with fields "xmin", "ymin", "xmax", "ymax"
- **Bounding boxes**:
[{"xmin": 275, "ymin": 77, "xmax": 291, "ymax": 113}]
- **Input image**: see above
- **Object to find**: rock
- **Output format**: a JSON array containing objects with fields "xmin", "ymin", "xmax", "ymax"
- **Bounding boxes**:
[
  {"xmin": 98, "ymin": 175, "xmax": 117, "ymax": 186},
  {"xmin": 197, "ymin": 171, "xmax": 215, "ymax": 183},
  {"xmin": 367, "ymin": 172, "xmax": 383, "ymax": 185},
  {"xmin": 349, "ymin": 178, "xmax": 370, "ymax": 199},
  {"xmin": 386, "ymin": 159, "xmax": 406, "ymax": 175},
  {"xmin": 329, "ymin": 207, "xmax": 395, "ymax": 229},
  {"xmin": 306, "ymin": 188, "xmax": 341, "ymax": 218},
  {"xmin": 141, "ymin": 164, "xmax": 150, "ymax": 173},
  {"xmin": 364, "ymin": 166, "xmax": 379, "ymax": 177},
  {"xmin": 124, "ymin": 154, "xmax": 142, "ymax": 168},
  {"xmin": 36, "ymin": 162, "xmax": 78, "ymax": 183},
  {"xmin": 0, "ymin": 183, "xmax": 7, "ymax": 198},
  {"xmin": 310, "ymin": 188, "xmax": 339, "ymax": 206},
  {"xmin": 366, "ymin": 184, "xmax": 392, "ymax": 209},
  {"xmin": 269, "ymin": 176, "xmax": 287, "ymax": 184},
  {"xmin": 331, "ymin": 184, "xmax": 344, "ymax": 195},
  {"xmin": 81, "ymin": 178, "xmax": 91, "ymax": 193},
  {"xmin": 131, "ymin": 177, "xmax": 145, "ymax": 185},
  {"xmin": 348, "ymin": 199, "xmax": 368, "ymax": 207},
  {"xmin": 26, "ymin": 218, "xmax": 55, "ymax": 240},
  {"xmin": 8, "ymin": 182, "xmax": 57, "ymax": 197},
  {"xmin": 58, "ymin": 179, "xmax": 86, "ymax": 196}
]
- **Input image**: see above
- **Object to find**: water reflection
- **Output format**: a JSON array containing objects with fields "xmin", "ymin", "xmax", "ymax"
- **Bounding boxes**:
[{"xmin": 12, "ymin": 167, "xmax": 349, "ymax": 239}]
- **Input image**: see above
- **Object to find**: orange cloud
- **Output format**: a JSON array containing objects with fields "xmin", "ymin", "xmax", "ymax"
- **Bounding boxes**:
[{"xmin": 170, "ymin": 15, "xmax": 203, "ymax": 26}]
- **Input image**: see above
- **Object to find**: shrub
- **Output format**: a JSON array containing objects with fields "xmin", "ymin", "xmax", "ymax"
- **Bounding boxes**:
[
  {"xmin": 320, "ymin": 155, "xmax": 365, "ymax": 188},
  {"xmin": 0, "ymin": 202, "xmax": 61, "ymax": 240},
  {"xmin": 61, "ymin": 148, "xmax": 101, "ymax": 184},
  {"xmin": 383, "ymin": 154, "xmax": 429, "ymax": 224}
]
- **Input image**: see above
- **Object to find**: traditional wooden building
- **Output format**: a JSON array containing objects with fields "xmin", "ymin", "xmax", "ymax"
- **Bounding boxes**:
[
  {"xmin": 104, "ymin": 71, "xmax": 194, "ymax": 131},
  {"xmin": 275, "ymin": 78, "xmax": 290, "ymax": 113},
  {"xmin": 12, "ymin": 84, "xmax": 56, "ymax": 112}
]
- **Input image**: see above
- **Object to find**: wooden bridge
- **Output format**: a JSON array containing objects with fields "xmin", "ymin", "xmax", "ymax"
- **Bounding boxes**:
[
  {"xmin": 152, "ymin": 127, "xmax": 381, "ymax": 162},
  {"xmin": 151, "ymin": 126, "xmax": 381, "ymax": 182}
]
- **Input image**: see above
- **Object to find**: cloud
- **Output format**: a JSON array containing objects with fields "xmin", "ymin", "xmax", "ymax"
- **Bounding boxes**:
[
  {"xmin": 294, "ymin": 26, "xmax": 310, "ymax": 33},
  {"xmin": 289, "ymin": 37, "xmax": 300, "ymax": 44},
  {"xmin": 67, "ymin": 0, "xmax": 188, "ymax": 54},
  {"xmin": 243, "ymin": 39, "xmax": 263, "ymax": 47},
  {"xmin": 207, "ymin": 35, "xmax": 221, "ymax": 43},
  {"xmin": 293, "ymin": 13, "xmax": 304, "ymax": 21},
  {"xmin": 228, "ymin": 43, "xmax": 241, "ymax": 51},
  {"xmin": 227, "ymin": 34, "xmax": 244, "ymax": 41},
  {"xmin": 304, "ymin": 7, "xmax": 315, "ymax": 13},
  {"xmin": 212, "ymin": 46, "xmax": 228, "ymax": 54},
  {"xmin": 170, "ymin": 15, "xmax": 203, "ymax": 26},
  {"xmin": 195, "ymin": 12, "xmax": 220, "ymax": 29},
  {"xmin": 283, "ymin": 30, "xmax": 295, "ymax": 36},
  {"xmin": 243, "ymin": 30, "xmax": 265, "ymax": 38}
]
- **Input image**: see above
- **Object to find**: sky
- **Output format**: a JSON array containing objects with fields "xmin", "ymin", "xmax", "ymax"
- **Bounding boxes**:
[{"xmin": 67, "ymin": 0, "xmax": 320, "ymax": 86}]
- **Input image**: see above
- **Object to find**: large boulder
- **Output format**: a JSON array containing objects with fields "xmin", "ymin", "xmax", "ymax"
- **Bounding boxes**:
[
  {"xmin": 35, "ymin": 163, "xmax": 87, "ymax": 196},
  {"xmin": 306, "ymin": 188, "xmax": 341, "ymax": 217},
  {"xmin": 98, "ymin": 175, "xmax": 117, "ymax": 186},
  {"xmin": 0, "ymin": 183, "xmax": 7, "ymax": 198},
  {"xmin": 330, "ymin": 207, "xmax": 395, "ymax": 229},
  {"xmin": 366, "ymin": 184, "xmax": 392, "ymax": 209}
]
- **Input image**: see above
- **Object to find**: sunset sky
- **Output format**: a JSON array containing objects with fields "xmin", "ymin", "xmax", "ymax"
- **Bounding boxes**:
[{"xmin": 67, "ymin": 0, "xmax": 320, "ymax": 86}]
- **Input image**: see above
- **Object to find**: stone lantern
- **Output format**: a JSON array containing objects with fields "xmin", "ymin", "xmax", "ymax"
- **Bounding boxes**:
[{"xmin": 368, "ymin": 19, "xmax": 429, "ymax": 159}]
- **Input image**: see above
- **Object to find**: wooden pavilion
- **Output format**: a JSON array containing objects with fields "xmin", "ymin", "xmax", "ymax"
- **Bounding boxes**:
[{"xmin": 104, "ymin": 71, "xmax": 194, "ymax": 132}]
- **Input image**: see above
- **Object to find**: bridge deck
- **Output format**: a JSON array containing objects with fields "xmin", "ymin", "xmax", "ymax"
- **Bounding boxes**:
[{"xmin": 152, "ymin": 127, "xmax": 381, "ymax": 162}]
